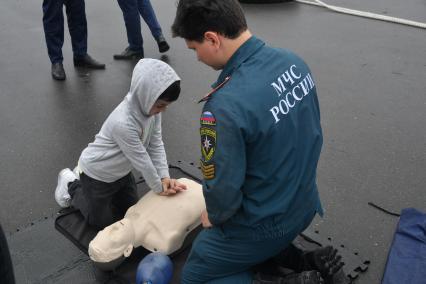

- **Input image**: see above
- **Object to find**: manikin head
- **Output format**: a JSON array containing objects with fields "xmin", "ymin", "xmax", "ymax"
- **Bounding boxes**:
[
  {"xmin": 172, "ymin": 0, "xmax": 250, "ymax": 70},
  {"xmin": 88, "ymin": 218, "xmax": 135, "ymax": 264}
]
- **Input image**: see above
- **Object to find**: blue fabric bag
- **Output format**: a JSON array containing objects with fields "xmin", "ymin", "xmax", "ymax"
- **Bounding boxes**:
[{"xmin": 382, "ymin": 208, "xmax": 426, "ymax": 284}]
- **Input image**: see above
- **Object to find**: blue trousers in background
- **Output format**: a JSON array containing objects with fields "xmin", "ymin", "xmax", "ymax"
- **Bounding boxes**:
[
  {"xmin": 116, "ymin": 0, "xmax": 163, "ymax": 52},
  {"xmin": 42, "ymin": 0, "xmax": 87, "ymax": 64},
  {"xmin": 181, "ymin": 211, "xmax": 315, "ymax": 284}
]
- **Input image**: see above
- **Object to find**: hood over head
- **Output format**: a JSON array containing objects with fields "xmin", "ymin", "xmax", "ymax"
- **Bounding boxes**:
[{"xmin": 127, "ymin": 59, "xmax": 181, "ymax": 117}]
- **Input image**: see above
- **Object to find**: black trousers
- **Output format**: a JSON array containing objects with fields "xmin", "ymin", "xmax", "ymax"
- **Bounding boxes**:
[{"xmin": 68, "ymin": 172, "xmax": 138, "ymax": 229}]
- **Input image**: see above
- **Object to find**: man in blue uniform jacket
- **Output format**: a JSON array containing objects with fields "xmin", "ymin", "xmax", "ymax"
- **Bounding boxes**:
[{"xmin": 172, "ymin": 1, "xmax": 343, "ymax": 283}]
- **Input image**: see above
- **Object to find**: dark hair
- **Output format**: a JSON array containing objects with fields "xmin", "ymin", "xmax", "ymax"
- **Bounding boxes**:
[
  {"xmin": 157, "ymin": 80, "xmax": 181, "ymax": 102},
  {"xmin": 172, "ymin": 0, "xmax": 247, "ymax": 42}
]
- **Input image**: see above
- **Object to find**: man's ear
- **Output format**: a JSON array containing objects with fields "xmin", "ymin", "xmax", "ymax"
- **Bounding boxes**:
[
  {"xmin": 123, "ymin": 244, "xmax": 133, "ymax": 257},
  {"xmin": 204, "ymin": 31, "xmax": 221, "ymax": 49}
]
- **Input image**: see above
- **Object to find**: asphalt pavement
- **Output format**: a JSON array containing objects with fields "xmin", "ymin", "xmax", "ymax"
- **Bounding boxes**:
[{"xmin": 0, "ymin": 0, "xmax": 425, "ymax": 283}]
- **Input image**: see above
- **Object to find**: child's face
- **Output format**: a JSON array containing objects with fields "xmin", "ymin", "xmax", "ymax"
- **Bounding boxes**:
[{"xmin": 149, "ymin": 99, "xmax": 171, "ymax": 116}]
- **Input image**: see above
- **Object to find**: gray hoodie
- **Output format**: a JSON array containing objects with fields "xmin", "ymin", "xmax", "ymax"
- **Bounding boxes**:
[{"xmin": 78, "ymin": 59, "xmax": 180, "ymax": 193}]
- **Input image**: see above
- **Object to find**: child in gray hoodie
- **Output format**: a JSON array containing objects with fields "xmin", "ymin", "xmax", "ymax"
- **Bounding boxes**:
[{"xmin": 55, "ymin": 59, "xmax": 186, "ymax": 229}]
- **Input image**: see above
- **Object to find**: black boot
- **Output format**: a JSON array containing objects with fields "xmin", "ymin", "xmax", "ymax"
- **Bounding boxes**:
[
  {"xmin": 253, "ymin": 271, "xmax": 324, "ymax": 284},
  {"xmin": 156, "ymin": 35, "xmax": 170, "ymax": 53},
  {"xmin": 273, "ymin": 243, "xmax": 306, "ymax": 272},
  {"xmin": 113, "ymin": 47, "xmax": 144, "ymax": 60},
  {"xmin": 301, "ymin": 246, "xmax": 351, "ymax": 284},
  {"xmin": 274, "ymin": 245, "xmax": 351, "ymax": 284},
  {"xmin": 51, "ymin": 63, "xmax": 66, "ymax": 80},
  {"xmin": 323, "ymin": 269, "xmax": 351, "ymax": 284},
  {"xmin": 73, "ymin": 54, "xmax": 105, "ymax": 69}
]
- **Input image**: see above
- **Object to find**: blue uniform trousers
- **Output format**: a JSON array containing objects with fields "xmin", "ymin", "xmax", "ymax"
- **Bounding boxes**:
[
  {"xmin": 42, "ymin": 0, "xmax": 87, "ymax": 64},
  {"xmin": 116, "ymin": 0, "xmax": 163, "ymax": 52},
  {"xmin": 181, "ymin": 212, "xmax": 315, "ymax": 284}
]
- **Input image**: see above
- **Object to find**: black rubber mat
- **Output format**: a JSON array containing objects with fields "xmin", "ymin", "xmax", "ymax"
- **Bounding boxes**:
[
  {"xmin": 54, "ymin": 162, "xmax": 203, "ymax": 284},
  {"xmin": 55, "ymin": 162, "xmax": 202, "ymax": 256},
  {"xmin": 299, "ymin": 229, "xmax": 370, "ymax": 281}
]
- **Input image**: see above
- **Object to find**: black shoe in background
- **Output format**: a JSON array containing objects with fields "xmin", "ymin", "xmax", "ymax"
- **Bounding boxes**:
[
  {"xmin": 156, "ymin": 35, "xmax": 170, "ymax": 53},
  {"xmin": 51, "ymin": 63, "xmax": 66, "ymax": 81},
  {"xmin": 113, "ymin": 47, "xmax": 144, "ymax": 60},
  {"xmin": 73, "ymin": 54, "xmax": 105, "ymax": 69}
]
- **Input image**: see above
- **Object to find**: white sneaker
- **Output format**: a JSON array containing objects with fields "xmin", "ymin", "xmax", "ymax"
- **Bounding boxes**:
[{"xmin": 55, "ymin": 168, "xmax": 77, "ymax": 208}]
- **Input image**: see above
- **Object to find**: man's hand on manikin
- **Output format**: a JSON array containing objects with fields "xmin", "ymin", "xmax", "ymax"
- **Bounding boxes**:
[
  {"xmin": 160, "ymin": 177, "xmax": 187, "ymax": 196},
  {"xmin": 201, "ymin": 210, "xmax": 213, "ymax": 228}
]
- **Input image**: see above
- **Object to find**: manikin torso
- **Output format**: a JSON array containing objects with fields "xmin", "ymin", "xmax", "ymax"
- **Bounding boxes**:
[{"xmin": 89, "ymin": 178, "xmax": 206, "ymax": 263}]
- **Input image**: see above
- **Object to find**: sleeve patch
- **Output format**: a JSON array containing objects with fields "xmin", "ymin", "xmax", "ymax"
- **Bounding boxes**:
[
  {"xmin": 200, "ymin": 127, "xmax": 216, "ymax": 162},
  {"xmin": 200, "ymin": 111, "xmax": 216, "ymax": 126},
  {"xmin": 201, "ymin": 161, "xmax": 215, "ymax": 180}
]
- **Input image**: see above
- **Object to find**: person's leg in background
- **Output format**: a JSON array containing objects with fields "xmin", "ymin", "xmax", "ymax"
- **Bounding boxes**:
[
  {"xmin": 64, "ymin": 0, "xmax": 86, "ymax": 60},
  {"xmin": 137, "ymin": 0, "xmax": 170, "ymax": 53},
  {"xmin": 0, "ymin": 224, "xmax": 15, "ymax": 284},
  {"xmin": 64, "ymin": 0, "xmax": 105, "ymax": 69},
  {"xmin": 114, "ymin": 0, "xmax": 145, "ymax": 60},
  {"xmin": 42, "ymin": 0, "xmax": 66, "ymax": 80}
]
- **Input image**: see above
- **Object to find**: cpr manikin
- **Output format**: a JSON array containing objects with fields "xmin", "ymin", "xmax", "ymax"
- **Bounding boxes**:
[{"xmin": 88, "ymin": 178, "xmax": 206, "ymax": 266}]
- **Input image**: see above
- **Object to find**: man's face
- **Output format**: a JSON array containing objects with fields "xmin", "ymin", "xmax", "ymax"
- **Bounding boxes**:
[
  {"xmin": 185, "ymin": 39, "xmax": 223, "ymax": 70},
  {"xmin": 149, "ymin": 99, "xmax": 171, "ymax": 116}
]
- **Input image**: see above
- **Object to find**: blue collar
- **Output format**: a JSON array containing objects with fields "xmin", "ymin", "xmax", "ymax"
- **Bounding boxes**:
[{"xmin": 212, "ymin": 36, "xmax": 265, "ymax": 88}]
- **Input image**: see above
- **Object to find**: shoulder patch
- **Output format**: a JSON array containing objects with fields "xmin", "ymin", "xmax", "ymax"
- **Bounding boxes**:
[
  {"xmin": 200, "ymin": 126, "xmax": 216, "ymax": 162},
  {"xmin": 200, "ymin": 111, "xmax": 216, "ymax": 126}
]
